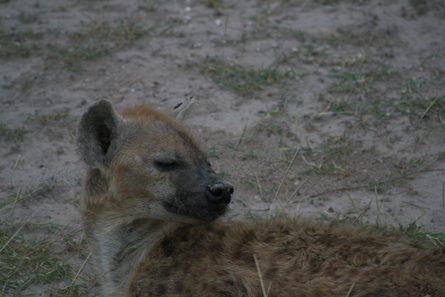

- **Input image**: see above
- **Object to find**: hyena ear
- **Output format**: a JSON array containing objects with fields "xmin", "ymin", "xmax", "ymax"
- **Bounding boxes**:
[
  {"xmin": 172, "ymin": 96, "xmax": 195, "ymax": 123},
  {"xmin": 77, "ymin": 100, "xmax": 123, "ymax": 168}
]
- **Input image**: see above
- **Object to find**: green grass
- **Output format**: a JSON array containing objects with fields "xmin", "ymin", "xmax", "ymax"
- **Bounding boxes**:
[
  {"xmin": 314, "ymin": 0, "xmax": 371, "ymax": 4},
  {"xmin": 382, "ymin": 215, "xmax": 445, "ymax": 246},
  {"xmin": 327, "ymin": 64, "xmax": 392, "ymax": 95},
  {"xmin": 217, "ymin": 171, "xmax": 232, "ymax": 178},
  {"xmin": 389, "ymin": 218, "xmax": 445, "ymax": 245},
  {"xmin": 0, "ymin": 124, "xmax": 29, "ymax": 142},
  {"xmin": 320, "ymin": 130, "xmax": 357, "ymax": 158},
  {"xmin": 201, "ymin": 0, "xmax": 227, "ymax": 15},
  {"xmin": 53, "ymin": 18, "xmax": 152, "ymax": 69},
  {"xmin": 396, "ymin": 93, "xmax": 445, "ymax": 117},
  {"xmin": 316, "ymin": 211, "xmax": 445, "ymax": 246},
  {"xmin": 0, "ymin": 219, "xmax": 93, "ymax": 296},
  {"xmin": 20, "ymin": 79, "xmax": 33, "ymax": 93},
  {"xmin": 318, "ymin": 96, "xmax": 355, "ymax": 116},
  {"xmin": 0, "ymin": 23, "xmax": 41, "ymax": 58},
  {"xmin": 83, "ymin": 18, "xmax": 149, "ymax": 41},
  {"xmin": 28, "ymin": 108, "xmax": 71, "ymax": 124},
  {"xmin": 1, "ymin": 16, "xmax": 151, "ymax": 68},
  {"xmin": 293, "ymin": 30, "xmax": 306, "ymax": 43},
  {"xmin": 202, "ymin": 60, "xmax": 291, "ymax": 96},
  {"xmin": 232, "ymin": 207, "xmax": 445, "ymax": 248},
  {"xmin": 0, "ymin": 179, "xmax": 94, "ymax": 295},
  {"xmin": 320, "ymin": 61, "xmax": 445, "ymax": 123},
  {"xmin": 207, "ymin": 149, "xmax": 220, "ymax": 159},
  {"xmin": 254, "ymin": 93, "xmax": 294, "ymax": 152},
  {"xmin": 314, "ymin": 0, "xmax": 338, "ymax": 5}
]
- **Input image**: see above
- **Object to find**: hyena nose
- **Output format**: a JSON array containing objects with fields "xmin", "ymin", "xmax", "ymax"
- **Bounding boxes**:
[{"xmin": 206, "ymin": 181, "xmax": 234, "ymax": 204}]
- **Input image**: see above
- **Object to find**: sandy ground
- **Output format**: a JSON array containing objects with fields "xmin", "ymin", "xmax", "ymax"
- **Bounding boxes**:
[{"xmin": 1, "ymin": 0, "xmax": 445, "ymax": 295}]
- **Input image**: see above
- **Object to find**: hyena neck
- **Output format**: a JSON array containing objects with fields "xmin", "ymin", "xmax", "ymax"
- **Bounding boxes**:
[
  {"xmin": 83, "ymin": 206, "xmax": 183, "ymax": 296},
  {"xmin": 82, "ymin": 167, "xmax": 185, "ymax": 288}
]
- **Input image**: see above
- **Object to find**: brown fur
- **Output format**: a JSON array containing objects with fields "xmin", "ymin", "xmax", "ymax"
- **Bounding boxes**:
[
  {"xmin": 77, "ymin": 100, "xmax": 445, "ymax": 297},
  {"xmin": 130, "ymin": 220, "xmax": 445, "ymax": 297}
]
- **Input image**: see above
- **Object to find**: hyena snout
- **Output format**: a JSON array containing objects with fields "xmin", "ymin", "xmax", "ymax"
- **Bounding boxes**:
[{"xmin": 206, "ymin": 181, "xmax": 234, "ymax": 204}]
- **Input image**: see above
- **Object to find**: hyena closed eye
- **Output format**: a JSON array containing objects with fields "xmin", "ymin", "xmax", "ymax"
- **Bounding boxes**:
[{"xmin": 77, "ymin": 99, "xmax": 445, "ymax": 297}]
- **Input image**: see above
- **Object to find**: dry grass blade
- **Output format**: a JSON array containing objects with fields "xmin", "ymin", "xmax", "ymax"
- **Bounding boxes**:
[
  {"xmin": 64, "ymin": 251, "xmax": 92, "ymax": 296},
  {"xmin": 397, "ymin": 95, "xmax": 440, "ymax": 158},
  {"xmin": 442, "ymin": 182, "xmax": 445, "ymax": 211},
  {"xmin": 223, "ymin": 14, "xmax": 229, "ymax": 35},
  {"xmin": 13, "ymin": 275, "xmax": 35, "ymax": 297},
  {"xmin": 299, "ymin": 0, "xmax": 311, "ymax": 12},
  {"xmin": 0, "ymin": 208, "xmax": 39, "ymax": 254},
  {"xmin": 253, "ymin": 253, "xmax": 270, "ymax": 297},
  {"xmin": 10, "ymin": 182, "xmax": 23, "ymax": 216},
  {"xmin": 345, "ymin": 282, "xmax": 356, "ymax": 297},
  {"xmin": 44, "ymin": 225, "xmax": 69, "ymax": 250},
  {"xmin": 0, "ymin": 186, "xmax": 45, "ymax": 213},
  {"xmin": 255, "ymin": 173, "xmax": 264, "ymax": 197},
  {"xmin": 231, "ymin": 119, "xmax": 248, "ymax": 159},
  {"xmin": 13, "ymin": 154, "xmax": 21, "ymax": 171},
  {"xmin": 351, "ymin": 201, "xmax": 372, "ymax": 225},
  {"xmin": 347, "ymin": 192, "xmax": 360, "ymax": 215},
  {"xmin": 269, "ymin": 147, "xmax": 300, "ymax": 213},
  {"xmin": 287, "ymin": 178, "xmax": 308, "ymax": 202}
]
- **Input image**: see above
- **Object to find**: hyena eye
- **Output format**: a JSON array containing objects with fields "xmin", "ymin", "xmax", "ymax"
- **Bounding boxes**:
[{"xmin": 154, "ymin": 159, "xmax": 179, "ymax": 170}]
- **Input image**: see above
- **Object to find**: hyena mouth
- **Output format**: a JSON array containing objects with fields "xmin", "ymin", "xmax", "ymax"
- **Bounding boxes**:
[{"xmin": 162, "ymin": 201, "xmax": 227, "ymax": 221}]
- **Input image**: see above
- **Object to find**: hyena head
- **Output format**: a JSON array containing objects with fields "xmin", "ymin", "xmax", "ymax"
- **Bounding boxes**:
[{"xmin": 77, "ymin": 99, "xmax": 233, "ymax": 223}]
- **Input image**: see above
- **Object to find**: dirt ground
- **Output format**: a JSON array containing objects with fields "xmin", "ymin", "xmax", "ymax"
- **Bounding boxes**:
[{"xmin": 1, "ymin": 0, "xmax": 445, "ymax": 295}]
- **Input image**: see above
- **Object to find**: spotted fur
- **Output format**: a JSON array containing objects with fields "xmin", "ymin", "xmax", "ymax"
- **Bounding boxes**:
[{"xmin": 77, "ymin": 100, "xmax": 445, "ymax": 297}]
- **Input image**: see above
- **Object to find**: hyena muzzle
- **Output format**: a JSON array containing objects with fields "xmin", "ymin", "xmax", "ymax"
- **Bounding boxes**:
[{"xmin": 77, "ymin": 99, "xmax": 445, "ymax": 297}]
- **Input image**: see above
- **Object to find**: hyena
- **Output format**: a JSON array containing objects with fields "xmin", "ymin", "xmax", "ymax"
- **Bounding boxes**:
[{"xmin": 77, "ymin": 99, "xmax": 445, "ymax": 297}]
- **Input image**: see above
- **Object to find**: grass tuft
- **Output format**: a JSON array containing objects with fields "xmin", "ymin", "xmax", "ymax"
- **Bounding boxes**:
[
  {"xmin": 327, "ymin": 64, "xmax": 391, "ymax": 95},
  {"xmin": 0, "ymin": 25, "xmax": 41, "ymax": 58},
  {"xmin": 0, "ymin": 124, "xmax": 29, "ymax": 142},
  {"xmin": 0, "ymin": 219, "xmax": 91, "ymax": 296},
  {"xmin": 202, "ymin": 60, "xmax": 291, "ymax": 96},
  {"xmin": 51, "ymin": 17, "xmax": 152, "ymax": 70},
  {"xmin": 317, "ymin": 213, "xmax": 445, "ymax": 246},
  {"xmin": 28, "ymin": 108, "xmax": 71, "ymax": 124}
]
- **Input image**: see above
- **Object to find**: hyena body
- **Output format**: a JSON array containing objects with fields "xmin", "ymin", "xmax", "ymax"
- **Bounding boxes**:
[{"xmin": 77, "ymin": 100, "xmax": 445, "ymax": 297}]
